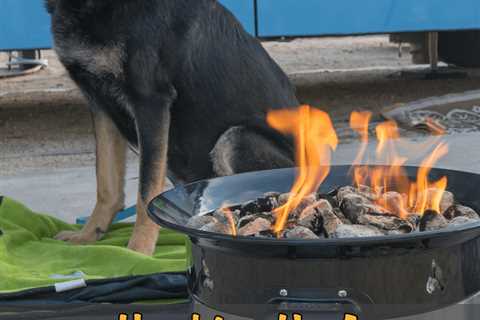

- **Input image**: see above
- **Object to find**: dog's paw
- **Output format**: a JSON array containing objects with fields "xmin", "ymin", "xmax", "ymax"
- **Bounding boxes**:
[
  {"xmin": 55, "ymin": 230, "xmax": 101, "ymax": 245},
  {"xmin": 127, "ymin": 231, "xmax": 158, "ymax": 256},
  {"xmin": 127, "ymin": 238, "xmax": 156, "ymax": 256}
]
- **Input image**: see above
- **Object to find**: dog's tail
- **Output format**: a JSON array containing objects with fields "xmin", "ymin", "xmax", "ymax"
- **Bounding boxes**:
[{"xmin": 44, "ymin": 0, "xmax": 56, "ymax": 14}]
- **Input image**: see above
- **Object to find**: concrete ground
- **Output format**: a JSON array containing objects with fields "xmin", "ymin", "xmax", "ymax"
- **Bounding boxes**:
[{"xmin": 1, "ymin": 36, "xmax": 479, "ymax": 222}]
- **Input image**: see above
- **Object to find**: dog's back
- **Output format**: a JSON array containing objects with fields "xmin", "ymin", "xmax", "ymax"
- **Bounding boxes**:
[{"xmin": 166, "ymin": 1, "xmax": 298, "ymax": 179}]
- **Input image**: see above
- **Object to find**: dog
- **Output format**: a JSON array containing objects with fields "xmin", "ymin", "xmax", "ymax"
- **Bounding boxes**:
[{"xmin": 46, "ymin": 0, "xmax": 298, "ymax": 255}]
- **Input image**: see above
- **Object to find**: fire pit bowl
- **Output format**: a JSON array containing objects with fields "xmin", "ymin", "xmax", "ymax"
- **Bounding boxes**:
[{"xmin": 148, "ymin": 166, "xmax": 480, "ymax": 320}]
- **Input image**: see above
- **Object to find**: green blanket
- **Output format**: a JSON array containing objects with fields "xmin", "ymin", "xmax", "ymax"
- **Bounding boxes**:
[{"xmin": 0, "ymin": 197, "xmax": 187, "ymax": 294}]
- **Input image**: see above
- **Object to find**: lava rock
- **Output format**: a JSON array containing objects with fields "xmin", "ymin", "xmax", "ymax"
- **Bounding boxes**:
[
  {"xmin": 356, "ymin": 185, "xmax": 380, "ymax": 201},
  {"xmin": 339, "ymin": 193, "xmax": 378, "ymax": 223},
  {"xmin": 418, "ymin": 189, "xmax": 455, "ymax": 215},
  {"xmin": 380, "ymin": 192, "xmax": 409, "ymax": 218},
  {"xmin": 187, "ymin": 216, "xmax": 218, "ymax": 229},
  {"xmin": 213, "ymin": 209, "xmax": 240, "ymax": 225},
  {"xmin": 255, "ymin": 229, "xmax": 277, "ymax": 238},
  {"xmin": 264, "ymin": 192, "xmax": 281, "ymax": 198},
  {"xmin": 284, "ymin": 226, "xmax": 319, "ymax": 239},
  {"xmin": 276, "ymin": 193, "xmax": 317, "ymax": 217},
  {"xmin": 237, "ymin": 214, "xmax": 256, "ymax": 229},
  {"xmin": 449, "ymin": 216, "xmax": 479, "ymax": 227},
  {"xmin": 238, "ymin": 218, "xmax": 271, "ymax": 236},
  {"xmin": 420, "ymin": 210, "xmax": 449, "ymax": 232},
  {"xmin": 336, "ymin": 186, "xmax": 357, "ymax": 203},
  {"xmin": 297, "ymin": 200, "xmax": 332, "ymax": 230},
  {"xmin": 298, "ymin": 199, "xmax": 342, "ymax": 237},
  {"xmin": 257, "ymin": 192, "xmax": 280, "ymax": 212},
  {"xmin": 291, "ymin": 194, "xmax": 318, "ymax": 217},
  {"xmin": 317, "ymin": 188, "xmax": 340, "ymax": 208},
  {"xmin": 357, "ymin": 214, "xmax": 414, "ymax": 233},
  {"xmin": 278, "ymin": 193, "xmax": 291, "ymax": 206},
  {"xmin": 241, "ymin": 200, "xmax": 261, "ymax": 215},
  {"xmin": 444, "ymin": 205, "xmax": 479, "ymax": 220},
  {"xmin": 440, "ymin": 191, "xmax": 455, "ymax": 214},
  {"xmin": 333, "ymin": 208, "xmax": 352, "ymax": 225},
  {"xmin": 321, "ymin": 213, "xmax": 343, "ymax": 238},
  {"xmin": 333, "ymin": 224, "xmax": 385, "ymax": 238},
  {"xmin": 407, "ymin": 214, "xmax": 421, "ymax": 229},
  {"xmin": 388, "ymin": 230, "xmax": 406, "ymax": 235},
  {"xmin": 297, "ymin": 204, "xmax": 320, "ymax": 230},
  {"xmin": 237, "ymin": 213, "xmax": 274, "ymax": 229},
  {"xmin": 200, "ymin": 221, "xmax": 231, "ymax": 235}
]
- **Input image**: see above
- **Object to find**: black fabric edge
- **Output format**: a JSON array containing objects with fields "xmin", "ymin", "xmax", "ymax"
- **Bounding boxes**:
[{"xmin": 0, "ymin": 272, "xmax": 187, "ymax": 301}]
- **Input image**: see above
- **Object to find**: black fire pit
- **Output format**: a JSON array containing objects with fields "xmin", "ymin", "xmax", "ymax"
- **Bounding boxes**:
[{"xmin": 148, "ymin": 166, "xmax": 480, "ymax": 320}]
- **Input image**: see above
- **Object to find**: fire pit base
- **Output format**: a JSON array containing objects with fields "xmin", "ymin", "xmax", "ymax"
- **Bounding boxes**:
[
  {"xmin": 149, "ymin": 166, "xmax": 480, "ymax": 320},
  {"xmin": 192, "ymin": 292, "xmax": 480, "ymax": 320}
]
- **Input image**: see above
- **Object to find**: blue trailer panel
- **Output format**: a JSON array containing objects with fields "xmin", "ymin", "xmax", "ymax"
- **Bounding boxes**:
[
  {"xmin": 257, "ymin": 0, "xmax": 480, "ymax": 37},
  {"xmin": 0, "ymin": 0, "xmax": 52, "ymax": 50},
  {"xmin": 1, "ymin": 0, "xmax": 480, "ymax": 51},
  {"xmin": 220, "ymin": 0, "xmax": 256, "ymax": 35},
  {"xmin": 0, "ymin": 0, "xmax": 254, "ymax": 51}
]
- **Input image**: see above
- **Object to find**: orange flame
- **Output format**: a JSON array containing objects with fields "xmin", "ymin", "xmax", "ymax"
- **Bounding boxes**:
[
  {"xmin": 350, "ymin": 111, "xmax": 372, "ymax": 189},
  {"xmin": 267, "ymin": 105, "xmax": 338, "ymax": 234},
  {"xmin": 221, "ymin": 207, "xmax": 237, "ymax": 236},
  {"xmin": 412, "ymin": 143, "xmax": 449, "ymax": 214},
  {"xmin": 350, "ymin": 115, "xmax": 448, "ymax": 217},
  {"xmin": 264, "ymin": 106, "xmax": 449, "ymax": 235}
]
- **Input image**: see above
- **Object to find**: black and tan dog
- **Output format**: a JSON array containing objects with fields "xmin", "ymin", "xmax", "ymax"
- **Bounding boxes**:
[{"xmin": 46, "ymin": 0, "xmax": 298, "ymax": 255}]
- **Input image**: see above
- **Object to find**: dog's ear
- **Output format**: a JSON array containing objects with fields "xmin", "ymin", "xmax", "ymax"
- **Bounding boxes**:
[{"xmin": 44, "ymin": 0, "xmax": 56, "ymax": 14}]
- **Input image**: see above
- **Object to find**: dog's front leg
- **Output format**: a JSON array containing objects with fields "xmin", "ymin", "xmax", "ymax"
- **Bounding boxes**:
[
  {"xmin": 56, "ymin": 111, "xmax": 127, "ymax": 244},
  {"xmin": 127, "ymin": 93, "xmax": 174, "ymax": 256}
]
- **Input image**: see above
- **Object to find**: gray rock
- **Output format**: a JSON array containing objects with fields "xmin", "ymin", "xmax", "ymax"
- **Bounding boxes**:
[
  {"xmin": 407, "ymin": 214, "xmax": 421, "ymax": 228},
  {"xmin": 420, "ymin": 212, "xmax": 449, "ymax": 232},
  {"xmin": 333, "ymin": 208, "xmax": 352, "ymax": 225},
  {"xmin": 212, "ymin": 209, "xmax": 239, "ymax": 225},
  {"xmin": 291, "ymin": 194, "xmax": 318, "ymax": 217},
  {"xmin": 298, "ymin": 199, "xmax": 342, "ymax": 237},
  {"xmin": 440, "ymin": 191, "xmax": 455, "ymax": 214},
  {"xmin": 278, "ymin": 193, "xmax": 291, "ymax": 206},
  {"xmin": 357, "ymin": 214, "xmax": 414, "ymax": 233},
  {"xmin": 339, "ymin": 193, "xmax": 368, "ymax": 223},
  {"xmin": 284, "ymin": 226, "xmax": 319, "ymax": 239},
  {"xmin": 380, "ymin": 191, "xmax": 409, "ymax": 218},
  {"xmin": 333, "ymin": 224, "xmax": 385, "ymax": 238},
  {"xmin": 449, "ymin": 216, "xmax": 479, "ymax": 227},
  {"xmin": 238, "ymin": 218, "xmax": 271, "ymax": 236},
  {"xmin": 297, "ymin": 199, "xmax": 331, "ymax": 227},
  {"xmin": 418, "ymin": 189, "xmax": 455, "ymax": 215},
  {"xmin": 200, "ymin": 222, "xmax": 231, "ymax": 235},
  {"xmin": 336, "ymin": 186, "xmax": 357, "ymax": 203},
  {"xmin": 186, "ymin": 215, "xmax": 218, "ymax": 229},
  {"xmin": 356, "ymin": 185, "xmax": 380, "ymax": 201},
  {"xmin": 444, "ymin": 205, "xmax": 479, "ymax": 220}
]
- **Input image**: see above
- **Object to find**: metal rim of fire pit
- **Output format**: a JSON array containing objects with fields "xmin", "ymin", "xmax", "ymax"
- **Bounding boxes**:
[{"xmin": 148, "ymin": 165, "xmax": 480, "ymax": 247}]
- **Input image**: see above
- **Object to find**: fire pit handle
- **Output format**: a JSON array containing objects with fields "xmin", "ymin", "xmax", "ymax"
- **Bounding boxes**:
[{"xmin": 259, "ymin": 297, "xmax": 362, "ymax": 320}]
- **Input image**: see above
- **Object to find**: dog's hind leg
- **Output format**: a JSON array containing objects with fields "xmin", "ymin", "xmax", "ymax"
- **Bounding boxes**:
[
  {"xmin": 56, "ymin": 111, "xmax": 127, "ymax": 244},
  {"xmin": 211, "ymin": 126, "xmax": 294, "ymax": 176}
]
